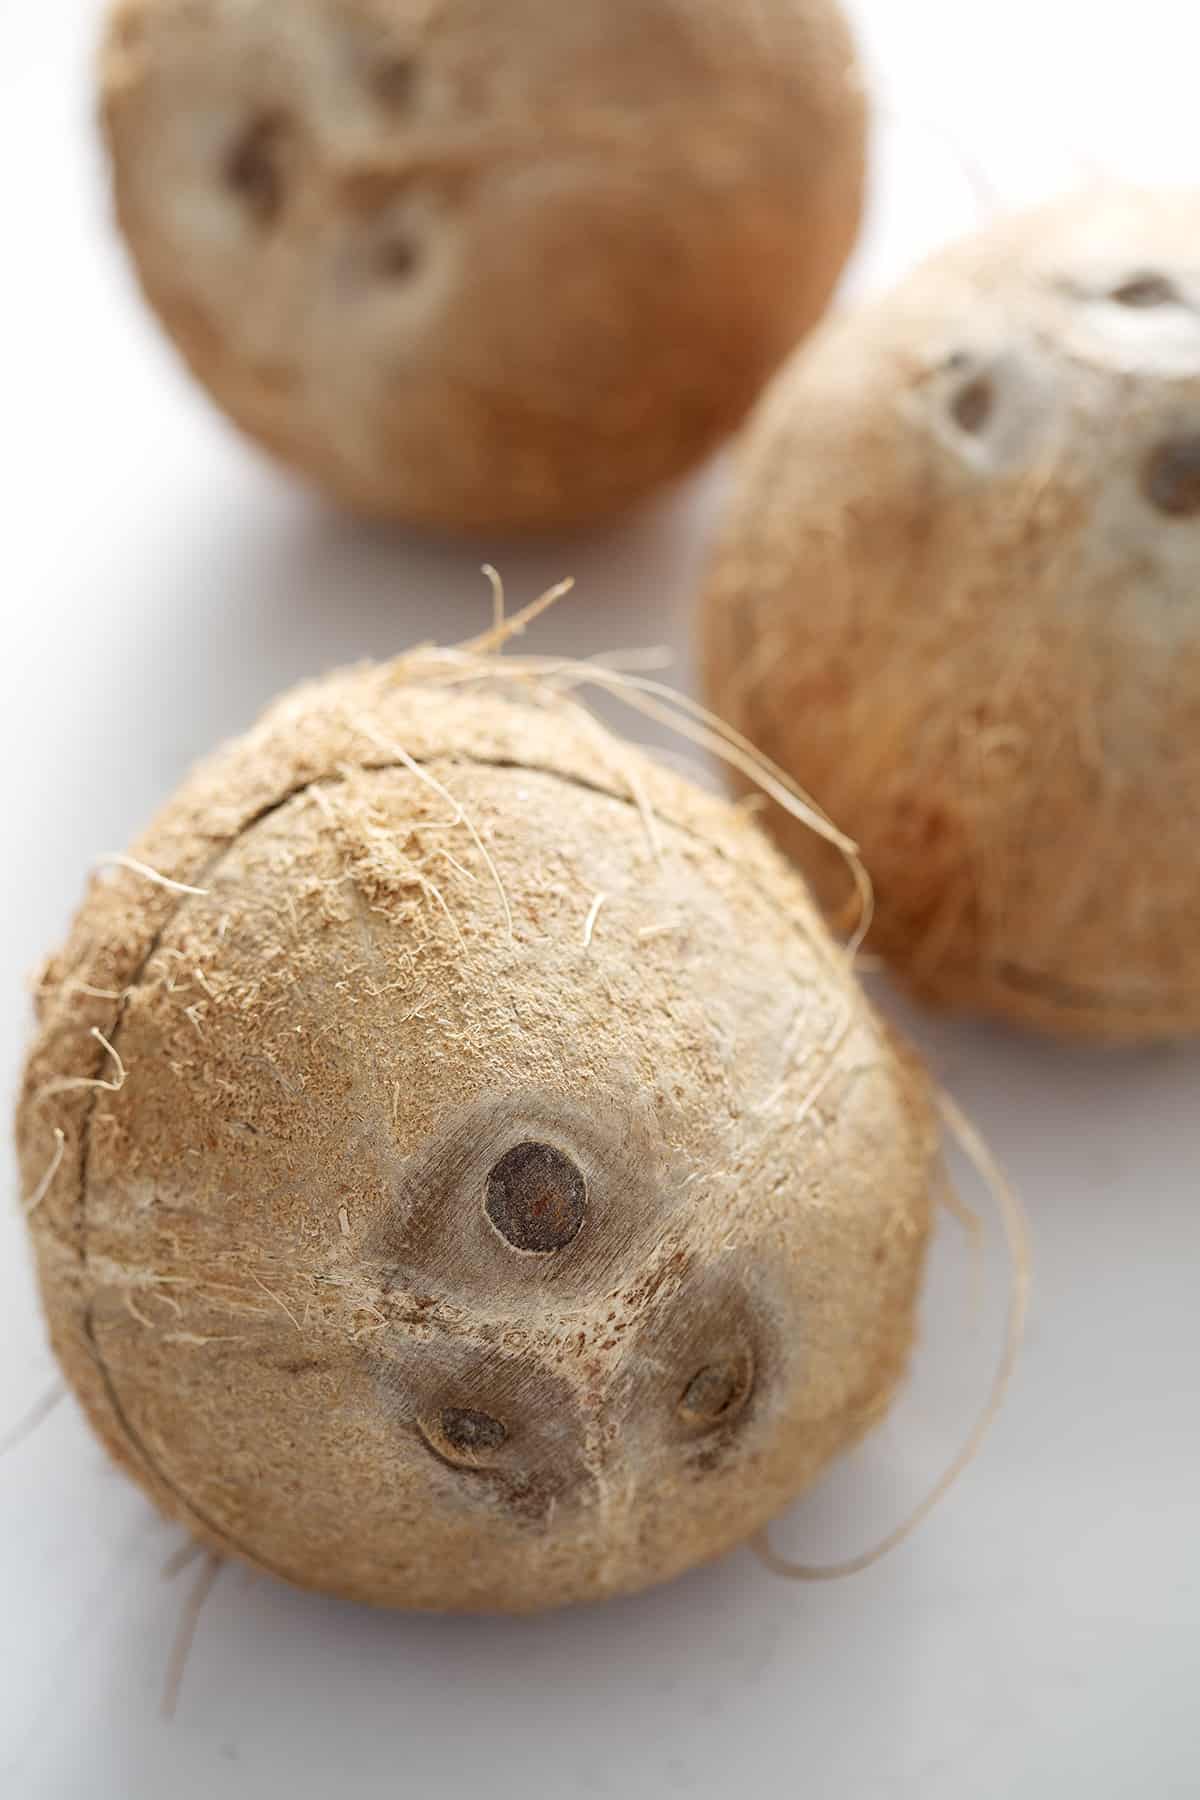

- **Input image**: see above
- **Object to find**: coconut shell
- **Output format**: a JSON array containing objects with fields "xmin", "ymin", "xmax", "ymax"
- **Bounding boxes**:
[
  {"xmin": 703, "ymin": 186, "xmax": 1200, "ymax": 1044},
  {"xmin": 17, "ymin": 654, "xmax": 934, "ymax": 1611},
  {"xmin": 100, "ymin": 0, "xmax": 867, "ymax": 533}
]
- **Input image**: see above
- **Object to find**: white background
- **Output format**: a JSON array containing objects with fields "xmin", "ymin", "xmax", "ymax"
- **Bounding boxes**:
[{"xmin": 2, "ymin": 4, "xmax": 1198, "ymax": 1796}]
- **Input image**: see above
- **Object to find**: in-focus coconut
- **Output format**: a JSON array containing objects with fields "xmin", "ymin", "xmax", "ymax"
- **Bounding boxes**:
[{"xmin": 18, "ymin": 646, "xmax": 935, "ymax": 1610}]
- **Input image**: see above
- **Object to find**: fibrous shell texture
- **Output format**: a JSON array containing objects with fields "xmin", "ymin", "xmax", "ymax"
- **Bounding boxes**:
[
  {"xmin": 18, "ymin": 650, "xmax": 934, "ymax": 1611},
  {"xmin": 704, "ymin": 186, "xmax": 1200, "ymax": 1044},
  {"xmin": 100, "ymin": 0, "xmax": 867, "ymax": 532}
]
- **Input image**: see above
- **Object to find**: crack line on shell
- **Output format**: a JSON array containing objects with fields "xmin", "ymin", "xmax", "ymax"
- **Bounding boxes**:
[
  {"xmin": 72, "ymin": 747, "xmax": 702, "ymax": 1254},
  {"xmin": 83, "ymin": 1301, "xmax": 298, "ymax": 1584}
]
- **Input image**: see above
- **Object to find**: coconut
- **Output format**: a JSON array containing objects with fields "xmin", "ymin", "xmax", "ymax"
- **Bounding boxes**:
[
  {"xmin": 100, "ymin": 0, "xmax": 867, "ymax": 533},
  {"xmin": 703, "ymin": 186, "xmax": 1200, "ymax": 1044},
  {"xmin": 16, "ymin": 631, "xmax": 935, "ymax": 1612}
]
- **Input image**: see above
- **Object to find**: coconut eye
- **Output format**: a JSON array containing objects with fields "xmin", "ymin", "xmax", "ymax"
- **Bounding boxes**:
[
  {"xmin": 484, "ymin": 1141, "xmax": 587, "ymax": 1253},
  {"xmin": 1111, "ymin": 271, "xmax": 1179, "ymax": 309},
  {"xmin": 1142, "ymin": 434, "xmax": 1200, "ymax": 517},
  {"xmin": 678, "ymin": 1356, "xmax": 753, "ymax": 1428},
  {"xmin": 949, "ymin": 373, "xmax": 995, "ymax": 436},
  {"xmin": 419, "ymin": 1407, "xmax": 508, "ymax": 1467},
  {"xmin": 224, "ymin": 112, "xmax": 293, "ymax": 227},
  {"xmin": 371, "ymin": 55, "xmax": 417, "ymax": 112},
  {"xmin": 375, "ymin": 234, "xmax": 421, "ymax": 280}
]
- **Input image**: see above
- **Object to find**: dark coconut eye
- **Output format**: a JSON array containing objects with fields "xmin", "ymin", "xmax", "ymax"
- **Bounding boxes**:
[
  {"xmin": 949, "ymin": 373, "xmax": 995, "ymax": 436},
  {"xmin": 1111, "ymin": 272, "xmax": 1179, "ymax": 308},
  {"xmin": 420, "ymin": 1407, "xmax": 508, "ymax": 1467},
  {"xmin": 1142, "ymin": 434, "xmax": 1200, "ymax": 517},
  {"xmin": 484, "ymin": 1142, "xmax": 587, "ymax": 1253},
  {"xmin": 371, "ymin": 55, "xmax": 417, "ymax": 112},
  {"xmin": 678, "ymin": 1356, "xmax": 753, "ymax": 1428},
  {"xmin": 375, "ymin": 234, "xmax": 421, "ymax": 280},
  {"xmin": 224, "ymin": 112, "xmax": 293, "ymax": 227}
]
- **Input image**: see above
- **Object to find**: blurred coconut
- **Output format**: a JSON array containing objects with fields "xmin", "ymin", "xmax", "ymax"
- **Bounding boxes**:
[
  {"xmin": 703, "ymin": 187, "xmax": 1200, "ymax": 1043},
  {"xmin": 101, "ymin": 0, "xmax": 868, "ymax": 532}
]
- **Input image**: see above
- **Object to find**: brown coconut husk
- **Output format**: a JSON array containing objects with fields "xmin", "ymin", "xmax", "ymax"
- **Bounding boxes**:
[
  {"xmin": 16, "ymin": 604, "xmax": 945, "ymax": 1613},
  {"xmin": 100, "ymin": 0, "xmax": 867, "ymax": 532},
  {"xmin": 703, "ymin": 184, "xmax": 1200, "ymax": 1045}
]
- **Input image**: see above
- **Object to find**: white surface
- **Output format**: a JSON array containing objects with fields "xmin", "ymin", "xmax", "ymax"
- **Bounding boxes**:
[{"xmin": 3, "ymin": 4, "xmax": 1199, "ymax": 1796}]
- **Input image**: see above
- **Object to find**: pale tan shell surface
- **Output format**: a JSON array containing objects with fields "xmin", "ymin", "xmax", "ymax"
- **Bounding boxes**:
[
  {"xmin": 100, "ymin": 0, "xmax": 867, "ymax": 531},
  {"xmin": 704, "ymin": 186, "xmax": 1200, "ymax": 1044},
  {"xmin": 18, "ymin": 665, "xmax": 934, "ymax": 1611}
]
